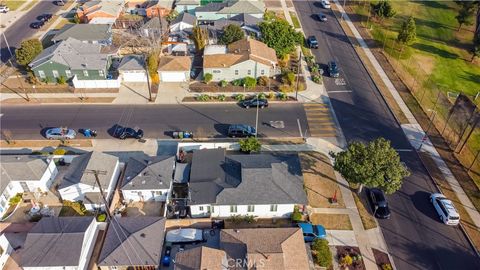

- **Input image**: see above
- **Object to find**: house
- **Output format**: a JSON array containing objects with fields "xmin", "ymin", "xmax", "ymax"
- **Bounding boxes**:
[
  {"xmin": 77, "ymin": 0, "xmax": 125, "ymax": 24},
  {"xmin": 157, "ymin": 55, "xmax": 192, "ymax": 82},
  {"xmin": 58, "ymin": 151, "xmax": 121, "ymax": 211},
  {"xmin": 174, "ymin": 0, "xmax": 200, "ymax": 15},
  {"xmin": 139, "ymin": 16, "xmax": 168, "ymax": 39},
  {"xmin": 174, "ymin": 228, "xmax": 310, "ymax": 270},
  {"xmin": 19, "ymin": 217, "xmax": 99, "ymax": 270},
  {"xmin": 0, "ymin": 156, "xmax": 57, "ymax": 217},
  {"xmin": 125, "ymin": 0, "xmax": 172, "ymax": 18},
  {"xmin": 187, "ymin": 148, "xmax": 307, "ymax": 218},
  {"xmin": 29, "ymin": 38, "xmax": 110, "ymax": 82},
  {"xmin": 195, "ymin": 0, "xmax": 264, "ymax": 22},
  {"xmin": 52, "ymin": 24, "xmax": 113, "ymax": 45},
  {"xmin": 118, "ymin": 55, "xmax": 148, "ymax": 82},
  {"xmin": 98, "ymin": 217, "xmax": 165, "ymax": 270},
  {"xmin": 0, "ymin": 223, "xmax": 35, "ymax": 270},
  {"xmin": 203, "ymin": 38, "xmax": 277, "ymax": 81},
  {"xmin": 120, "ymin": 156, "xmax": 175, "ymax": 202},
  {"xmin": 213, "ymin": 13, "xmax": 262, "ymax": 37},
  {"xmin": 169, "ymin": 12, "xmax": 196, "ymax": 33}
]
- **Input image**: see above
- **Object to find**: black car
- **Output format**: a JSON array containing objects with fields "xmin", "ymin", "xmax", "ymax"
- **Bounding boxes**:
[
  {"xmin": 307, "ymin": 36, "xmax": 319, "ymax": 49},
  {"xmin": 367, "ymin": 188, "xmax": 391, "ymax": 219},
  {"xmin": 317, "ymin": 13, "xmax": 327, "ymax": 21},
  {"xmin": 114, "ymin": 126, "xmax": 144, "ymax": 139},
  {"xmin": 328, "ymin": 61, "xmax": 340, "ymax": 78},
  {"xmin": 38, "ymin": 14, "xmax": 53, "ymax": 22},
  {"xmin": 227, "ymin": 124, "xmax": 256, "ymax": 138},
  {"xmin": 241, "ymin": 98, "xmax": 268, "ymax": 109},
  {"xmin": 30, "ymin": 21, "xmax": 45, "ymax": 29}
]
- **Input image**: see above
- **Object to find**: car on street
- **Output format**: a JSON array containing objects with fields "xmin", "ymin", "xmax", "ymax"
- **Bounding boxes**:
[
  {"xmin": 328, "ymin": 61, "xmax": 340, "ymax": 77},
  {"xmin": 241, "ymin": 98, "xmax": 268, "ymax": 109},
  {"xmin": 320, "ymin": 0, "xmax": 331, "ymax": 9},
  {"xmin": 317, "ymin": 13, "xmax": 327, "ymax": 22},
  {"xmin": 30, "ymin": 21, "xmax": 45, "ymax": 29},
  {"xmin": 45, "ymin": 127, "xmax": 76, "ymax": 140},
  {"xmin": 430, "ymin": 193, "xmax": 460, "ymax": 225},
  {"xmin": 367, "ymin": 188, "xmax": 391, "ymax": 219},
  {"xmin": 54, "ymin": 0, "xmax": 67, "ymax": 6},
  {"xmin": 227, "ymin": 124, "xmax": 256, "ymax": 138},
  {"xmin": 113, "ymin": 126, "xmax": 144, "ymax": 139},
  {"xmin": 0, "ymin": 5, "xmax": 9, "ymax": 13},
  {"xmin": 298, "ymin": 223, "xmax": 326, "ymax": 242},
  {"xmin": 307, "ymin": 36, "xmax": 319, "ymax": 49},
  {"xmin": 37, "ymin": 14, "xmax": 53, "ymax": 22}
]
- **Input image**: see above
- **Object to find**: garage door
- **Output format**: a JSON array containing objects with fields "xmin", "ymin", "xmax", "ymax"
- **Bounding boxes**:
[
  {"xmin": 160, "ymin": 72, "xmax": 187, "ymax": 82},
  {"xmin": 123, "ymin": 72, "xmax": 148, "ymax": 82}
]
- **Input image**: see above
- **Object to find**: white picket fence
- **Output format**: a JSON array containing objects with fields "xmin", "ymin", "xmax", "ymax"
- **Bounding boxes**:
[{"xmin": 72, "ymin": 76, "xmax": 120, "ymax": 89}]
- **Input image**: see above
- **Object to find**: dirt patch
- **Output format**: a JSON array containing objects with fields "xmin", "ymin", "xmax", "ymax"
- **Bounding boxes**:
[
  {"xmin": 310, "ymin": 213, "xmax": 353, "ymax": 230},
  {"xmin": 0, "ymin": 139, "xmax": 93, "ymax": 148},
  {"xmin": 300, "ymin": 152, "xmax": 345, "ymax": 208},
  {"xmin": 1, "ymin": 97, "xmax": 115, "ymax": 104},
  {"xmin": 224, "ymin": 218, "xmax": 293, "ymax": 229},
  {"xmin": 372, "ymin": 248, "xmax": 392, "ymax": 270}
]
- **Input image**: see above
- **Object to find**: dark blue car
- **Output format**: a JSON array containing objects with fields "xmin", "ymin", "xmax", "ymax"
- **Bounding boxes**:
[
  {"xmin": 298, "ymin": 223, "xmax": 326, "ymax": 242},
  {"xmin": 162, "ymin": 243, "xmax": 172, "ymax": 266}
]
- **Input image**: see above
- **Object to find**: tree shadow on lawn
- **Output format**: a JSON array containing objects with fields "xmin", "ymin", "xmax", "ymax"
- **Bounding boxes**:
[
  {"xmin": 458, "ymin": 71, "xmax": 480, "ymax": 86},
  {"xmin": 417, "ymin": 0, "xmax": 451, "ymax": 10},
  {"xmin": 411, "ymin": 43, "xmax": 459, "ymax": 59}
]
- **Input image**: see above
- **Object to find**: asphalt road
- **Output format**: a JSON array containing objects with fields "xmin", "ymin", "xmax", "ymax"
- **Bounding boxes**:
[
  {"xmin": 0, "ymin": 103, "xmax": 308, "ymax": 139},
  {"xmin": 1, "ymin": 0, "xmax": 62, "ymax": 63},
  {"xmin": 294, "ymin": 1, "xmax": 480, "ymax": 269}
]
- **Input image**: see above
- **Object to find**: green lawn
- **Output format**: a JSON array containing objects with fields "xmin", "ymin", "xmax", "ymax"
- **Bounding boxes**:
[{"xmin": 289, "ymin": 11, "xmax": 301, "ymax": 28}]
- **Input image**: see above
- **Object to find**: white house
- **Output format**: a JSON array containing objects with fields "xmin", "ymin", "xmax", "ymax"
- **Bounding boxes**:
[
  {"xmin": 58, "ymin": 151, "xmax": 120, "ymax": 211},
  {"xmin": 0, "ymin": 156, "xmax": 58, "ymax": 217},
  {"xmin": 169, "ymin": 12, "xmax": 196, "ymax": 33},
  {"xmin": 118, "ymin": 55, "xmax": 148, "ymax": 82},
  {"xmin": 188, "ymin": 148, "xmax": 308, "ymax": 218},
  {"xmin": 121, "ymin": 156, "xmax": 175, "ymax": 202},
  {"xmin": 157, "ymin": 56, "xmax": 192, "ymax": 82},
  {"xmin": 19, "ymin": 217, "xmax": 99, "ymax": 270}
]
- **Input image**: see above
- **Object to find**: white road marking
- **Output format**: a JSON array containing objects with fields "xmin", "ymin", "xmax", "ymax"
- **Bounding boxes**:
[
  {"xmin": 328, "ymin": 90, "xmax": 353, "ymax": 93},
  {"xmin": 335, "ymin": 78, "xmax": 347, "ymax": 86},
  {"xmin": 395, "ymin": 149, "xmax": 413, "ymax": 152}
]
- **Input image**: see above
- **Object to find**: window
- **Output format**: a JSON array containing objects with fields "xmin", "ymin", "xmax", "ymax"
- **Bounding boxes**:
[
  {"xmin": 212, "ymin": 70, "xmax": 221, "ymax": 74},
  {"xmin": 52, "ymin": 70, "xmax": 59, "ymax": 78},
  {"xmin": 99, "ymin": 70, "xmax": 104, "ymax": 77},
  {"xmin": 65, "ymin": 70, "xmax": 72, "ymax": 77},
  {"xmin": 261, "ymin": 70, "xmax": 265, "ymax": 75},
  {"xmin": 0, "ymin": 199, "xmax": 5, "ymax": 208},
  {"xmin": 199, "ymin": 206, "xmax": 204, "ymax": 211},
  {"xmin": 155, "ymin": 191, "xmax": 162, "ymax": 195},
  {"xmin": 207, "ymin": 206, "xmax": 211, "ymax": 213},
  {"xmin": 270, "ymin": 204, "xmax": 278, "ymax": 212},
  {"xmin": 83, "ymin": 70, "xmax": 89, "ymax": 77},
  {"xmin": 234, "ymin": 70, "xmax": 239, "ymax": 75},
  {"xmin": 247, "ymin": 70, "xmax": 251, "ymax": 75},
  {"xmin": 38, "ymin": 70, "xmax": 46, "ymax": 79},
  {"xmin": 3, "ymin": 189, "xmax": 10, "ymax": 200},
  {"xmin": 137, "ymin": 191, "xmax": 142, "ymax": 195},
  {"xmin": 230, "ymin": 205, "xmax": 237, "ymax": 213},
  {"xmin": 247, "ymin": 205, "xmax": 255, "ymax": 212}
]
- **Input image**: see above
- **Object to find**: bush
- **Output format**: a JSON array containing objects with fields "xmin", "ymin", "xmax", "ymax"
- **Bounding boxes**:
[
  {"xmin": 53, "ymin": 148, "xmax": 67, "ymax": 155},
  {"xmin": 243, "ymin": 76, "xmax": 257, "ymax": 89},
  {"xmin": 234, "ymin": 93, "xmax": 245, "ymax": 101},
  {"xmin": 57, "ymin": 75, "xmax": 67, "ymax": 85},
  {"xmin": 8, "ymin": 193, "xmax": 23, "ymax": 205},
  {"xmin": 257, "ymin": 92, "xmax": 266, "ymax": 100},
  {"xmin": 218, "ymin": 94, "xmax": 226, "ymax": 101},
  {"xmin": 305, "ymin": 55, "xmax": 314, "ymax": 65},
  {"xmin": 196, "ymin": 94, "xmax": 210, "ymax": 101},
  {"xmin": 204, "ymin": 73, "xmax": 213, "ymax": 83},
  {"xmin": 382, "ymin": 263, "xmax": 393, "ymax": 270},
  {"xmin": 282, "ymin": 71, "xmax": 296, "ymax": 86},
  {"xmin": 32, "ymin": 151, "xmax": 49, "ymax": 156},
  {"xmin": 279, "ymin": 84, "xmax": 293, "ymax": 93},
  {"xmin": 291, "ymin": 205, "xmax": 302, "ymax": 222},
  {"xmin": 312, "ymin": 239, "xmax": 332, "ymax": 268},
  {"xmin": 277, "ymin": 91, "xmax": 288, "ymax": 101},
  {"xmin": 340, "ymin": 255, "xmax": 353, "ymax": 267},
  {"xmin": 267, "ymin": 92, "xmax": 275, "ymax": 99},
  {"xmin": 43, "ymin": 76, "xmax": 52, "ymax": 84},
  {"xmin": 312, "ymin": 75, "xmax": 322, "ymax": 84},
  {"xmin": 239, "ymin": 137, "xmax": 261, "ymax": 153},
  {"xmin": 257, "ymin": 76, "xmax": 269, "ymax": 86},
  {"xmin": 219, "ymin": 80, "xmax": 228, "ymax": 87},
  {"xmin": 97, "ymin": 213, "xmax": 107, "ymax": 222},
  {"xmin": 232, "ymin": 78, "xmax": 243, "ymax": 86}
]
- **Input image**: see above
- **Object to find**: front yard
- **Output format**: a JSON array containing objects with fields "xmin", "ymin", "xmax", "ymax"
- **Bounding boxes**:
[{"xmin": 310, "ymin": 213, "xmax": 353, "ymax": 230}]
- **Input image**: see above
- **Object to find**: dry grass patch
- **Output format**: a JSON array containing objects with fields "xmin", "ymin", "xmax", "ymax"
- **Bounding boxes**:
[
  {"xmin": 310, "ymin": 213, "xmax": 353, "ymax": 230},
  {"xmin": 300, "ymin": 152, "xmax": 345, "ymax": 208},
  {"xmin": 352, "ymin": 192, "xmax": 377, "ymax": 230},
  {"xmin": 0, "ymin": 139, "xmax": 92, "ymax": 148}
]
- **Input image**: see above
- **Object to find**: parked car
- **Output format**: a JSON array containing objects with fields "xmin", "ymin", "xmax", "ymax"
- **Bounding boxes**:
[
  {"xmin": 38, "ymin": 14, "xmax": 53, "ymax": 22},
  {"xmin": 328, "ymin": 61, "xmax": 340, "ymax": 78},
  {"xmin": 227, "ymin": 124, "xmax": 256, "ymax": 138},
  {"xmin": 241, "ymin": 98, "xmax": 268, "ymax": 109},
  {"xmin": 54, "ymin": 0, "xmax": 67, "ymax": 6},
  {"xmin": 161, "ymin": 242, "xmax": 172, "ymax": 266},
  {"xmin": 113, "ymin": 126, "xmax": 144, "ymax": 140},
  {"xmin": 367, "ymin": 188, "xmax": 391, "ymax": 219},
  {"xmin": 430, "ymin": 193, "xmax": 460, "ymax": 225},
  {"xmin": 317, "ymin": 13, "xmax": 327, "ymax": 22},
  {"xmin": 0, "ymin": 5, "xmax": 10, "ymax": 13},
  {"xmin": 298, "ymin": 223, "xmax": 326, "ymax": 242},
  {"xmin": 45, "ymin": 127, "xmax": 76, "ymax": 140},
  {"xmin": 30, "ymin": 21, "xmax": 45, "ymax": 29},
  {"xmin": 307, "ymin": 36, "xmax": 319, "ymax": 49},
  {"xmin": 321, "ymin": 0, "xmax": 331, "ymax": 8}
]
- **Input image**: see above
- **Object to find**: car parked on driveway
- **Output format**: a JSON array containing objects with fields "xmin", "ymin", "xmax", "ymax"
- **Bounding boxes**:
[
  {"xmin": 430, "ymin": 193, "xmax": 460, "ymax": 225},
  {"xmin": 298, "ymin": 223, "xmax": 326, "ymax": 242},
  {"xmin": 241, "ymin": 98, "xmax": 268, "ymax": 109},
  {"xmin": 328, "ymin": 61, "xmax": 340, "ymax": 78},
  {"xmin": 317, "ymin": 13, "xmax": 327, "ymax": 22},
  {"xmin": 367, "ymin": 188, "xmax": 391, "ymax": 219},
  {"xmin": 0, "ymin": 5, "xmax": 10, "ymax": 13},
  {"xmin": 45, "ymin": 127, "xmax": 76, "ymax": 140},
  {"xmin": 227, "ymin": 124, "xmax": 256, "ymax": 138},
  {"xmin": 307, "ymin": 36, "xmax": 319, "ymax": 49},
  {"xmin": 30, "ymin": 21, "xmax": 45, "ymax": 29}
]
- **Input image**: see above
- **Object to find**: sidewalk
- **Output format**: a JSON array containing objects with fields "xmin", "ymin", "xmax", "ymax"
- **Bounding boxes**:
[{"xmin": 0, "ymin": 0, "xmax": 38, "ymax": 35}]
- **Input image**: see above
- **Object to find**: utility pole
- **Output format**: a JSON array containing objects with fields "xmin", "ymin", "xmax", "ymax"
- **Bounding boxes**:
[
  {"xmin": 85, "ymin": 169, "xmax": 111, "ymax": 218},
  {"xmin": 295, "ymin": 50, "xmax": 302, "ymax": 100},
  {"xmin": 255, "ymin": 93, "xmax": 259, "ymax": 138}
]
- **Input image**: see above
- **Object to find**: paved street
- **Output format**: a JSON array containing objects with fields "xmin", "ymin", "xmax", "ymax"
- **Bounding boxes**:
[
  {"xmin": 0, "ymin": 103, "xmax": 308, "ymax": 139},
  {"xmin": 1, "ymin": 0, "xmax": 62, "ymax": 63},
  {"xmin": 294, "ymin": 1, "xmax": 480, "ymax": 269}
]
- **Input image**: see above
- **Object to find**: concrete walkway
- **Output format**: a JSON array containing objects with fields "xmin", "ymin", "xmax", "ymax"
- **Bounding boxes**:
[{"xmin": 334, "ymin": 0, "xmax": 480, "ymax": 230}]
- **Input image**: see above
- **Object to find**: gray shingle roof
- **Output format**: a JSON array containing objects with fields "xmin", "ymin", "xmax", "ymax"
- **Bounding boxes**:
[
  {"xmin": 98, "ymin": 217, "xmax": 166, "ymax": 267},
  {"xmin": 188, "ymin": 149, "xmax": 307, "ymax": 205},
  {"xmin": 20, "ymin": 217, "xmax": 95, "ymax": 267},
  {"xmin": 218, "ymin": 0, "xmax": 264, "ymax": 14},
  {"xmin": 195, "ymin": 2, "xmax": 227, "ymax": 12},
  {"xmin": 172, "ymin": 12, "xmax": 197, "ymax": 26},
  {"xmin": 52, "ymin": 24, "xmax": 111, "ymax": 43},
  {"xmin": 121, "ymin": 156, "xmax": 174, "ymax": 190},
  {"xmin": 118, "ymin": 55, "xmax": 145, "ymax": 71},
  {"xmin": 29, "ymin": 38, "xmax": 109, "ymax": 70},
  {"xmin": 174, "ymin": 162, "xmax": 191, "ymax": 183},
  {"xmin": 174, "ymin": 246, "xmax": 227, "ymax": 270},
  {"xmin": 0, "ymin": 156, "xmax": 50, "ymax": 193},
  {"xmin": 60, "ymin": 151, "xmax": 118, "ymax": 190}
]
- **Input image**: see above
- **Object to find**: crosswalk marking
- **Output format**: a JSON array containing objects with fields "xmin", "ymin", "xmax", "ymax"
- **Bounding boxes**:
[{"xmin": 304, "ymin": 103, "xmax": 338, "ymax": 138}]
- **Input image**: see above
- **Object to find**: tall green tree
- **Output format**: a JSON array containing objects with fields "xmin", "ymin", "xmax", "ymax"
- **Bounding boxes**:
[
  {"xmin": 219, "ymin": 24, "xmax": 245, "ymax": 45},
  {"xmin": 259, "ymin": 18, "xmax": 303, "ymax": 58},
  {"xmin": 397, "ymin": 16, "xmax": 416, "ymax": 47},
  {"xmin": 330, "ymin": 138, "xmax": 410, "ymax": 194},
  {"xmin": 15, "ymin": 39, "xmax": 43, "ymax": 67},
  {"xmin": 372, "ymin": 0, "xmax": 396, "ymax": 20},
  {"xmin": 456, "ymin": 3, "xmax": 475, "ymax": 31},
  {"xmin": 191, "ymin": 26, "xmax": 209, "ymax": 52}
]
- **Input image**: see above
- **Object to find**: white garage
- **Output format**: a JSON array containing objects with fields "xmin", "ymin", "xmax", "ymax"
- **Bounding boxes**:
[
  {"xmin": 118, "ymin": 55, "xmax": 148, "ymax": 83},
  {"xmin": 157, "ymin": 56, "xmax": 192, "ymax": 82}
]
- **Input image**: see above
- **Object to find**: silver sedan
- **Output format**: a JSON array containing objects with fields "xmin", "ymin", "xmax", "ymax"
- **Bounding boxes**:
[{"xmin": 45, "ymin": 128, "xmax": 76, "ymax": 140}]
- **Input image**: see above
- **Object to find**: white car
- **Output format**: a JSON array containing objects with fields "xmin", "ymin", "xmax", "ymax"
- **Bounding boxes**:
[
  {"xmin": 45, "ymin": 127, "xmax": 76, "ymax": 140},
  {"xmin": 320, "ymin": 0, "xmax": 331, "ymax": 9},
  {"xmin": 0, "ymin": 5, "xmax": 9, "ymax": 13},
  {"xmin": 430, "ymin": 193, "xmax": 460, "ymax": 225}
]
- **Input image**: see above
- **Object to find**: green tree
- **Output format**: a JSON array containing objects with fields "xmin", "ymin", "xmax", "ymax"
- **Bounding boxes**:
[
  {"xmin": 243, "ymin": 76, "xmax": 257, "ymax": 89},
  {"xmin": 312, "ymin": 239, "xmax": 332, "ymax": 268},
  {"xmin": 191, "ymin": 26, "xmax": 209, "ymax": 52},
  {"xmin": 204, "ymin": 73, "xmax": 213, "ymax": 83},
  {"xmin": 456, "ymin": 4, "xmax": 475, "ymax": 31},
  {"xmin": 259, "ymin": 18, "xmax": 303, "ymax": 58},
  {"xmin": 372, "ymin": 0, "xmax": 396, "ymax": 20},
  {"xmin": 330, "ymin": 138, "xmax": 410, "ymax": 194},
  {"xmin": 397, "ymin": 16, "xmax": 416, "ymax": 47},
  {"xmin": 472, "ymin": 34, "xmax": 480, "ymax": 62},
  {"xmin": 219, "ymin": 24, "xmax": 245, "ymax": 45},
  {"xmin": 166, "ymin": 10, "xmax": 179, "ymax": 23},
  {"xmin": 15, "ymin": 39, "xmax": 43, "ymax": 67},
  {"xmin": 239, "ymin": 137, "xmax": 261, "ymax": 153}
]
